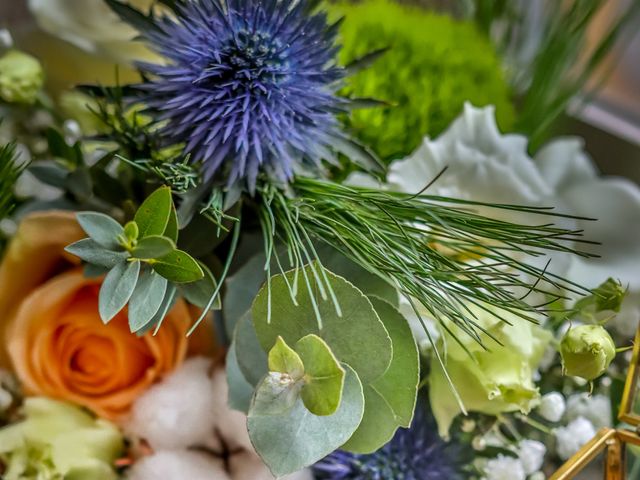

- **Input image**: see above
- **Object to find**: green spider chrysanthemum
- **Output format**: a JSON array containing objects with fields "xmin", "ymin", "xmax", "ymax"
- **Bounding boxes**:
[{"xmin": 332, "ymin": 0, "xmax": 515, "ymax": 161}]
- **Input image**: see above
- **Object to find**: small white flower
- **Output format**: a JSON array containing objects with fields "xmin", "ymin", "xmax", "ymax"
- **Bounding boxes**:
[
  {"xmin": 484, "ymin": 455, "xmax": 526, "ymax": 480},
  {"xmin": 537, "ymin": 392, "xmax": 566, "ymax": 422},
  {"xmin": 126, "ymin": 357, "xmax": 218, "ymax": 451},
  {"xmin": 554, "ymin": 417, "xmax": 596, "ymax": 460},
  {"xmin": 0, "ymin": 29, "xmax": 13, "ymax": 49},
  {"xmin": 565, "ymin": 393, "xmax": 612, "ymax": 430},
  {"xmin": 529, "ymin": 472, "xmax": 546, "ymax": 480},
  {"xmin": 517, "ymin": 439, "xmax": 546, "ymax": 475}
]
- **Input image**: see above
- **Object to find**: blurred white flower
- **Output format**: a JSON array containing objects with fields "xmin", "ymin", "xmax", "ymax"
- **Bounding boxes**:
[
  {"xmin": 384, "ymin": 103, "xmax": 640, "ymax": 296},
  {"xmin": 126, "ymin": 357, "xmax": 218, "ymax": 451},
  {"xmin": 537, "ymin": 392, "xmax": 566, "ymax": 423},
  {"xmin": 565, "ymin": 393, "xmax": 612, "ymax": 430},
  {"xmin": 27, "ymin": 0, "xmax": 158, "ymax": 64},
  {"xmin": 554, "ymin": 417, "xmax": 596, "ymax": 460},
  {"xmin": 517, "ymin": 439, "xmax": 546, "ymax": 475},
  {"xmin": 484, "ymin": 455, "xmax": 526, "ymax": 480},
  {"xmin": 0, "ymin": 29, "xmax": 13, "ymax": 49},
  {"xmin": 610, "ymin": 291, "xmax": 640, "ymax": 337}
]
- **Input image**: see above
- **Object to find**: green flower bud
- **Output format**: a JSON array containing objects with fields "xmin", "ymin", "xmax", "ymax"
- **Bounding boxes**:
[
  {"xmin": 560, "ymin": 325, "xmax": 616, "ymax": 381},
  {"xmin": 0, "ymin": 50, "xmax": 44, "ymax": 104}
]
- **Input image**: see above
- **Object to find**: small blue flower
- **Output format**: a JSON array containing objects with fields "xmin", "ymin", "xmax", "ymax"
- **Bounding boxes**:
[
  {"xmin": 313, "ymin": 400, "xmax": 470, "ymax": 480},
  {"xmin": 137, "ymin": 0, "xmax": 349, "ymax": 189}
]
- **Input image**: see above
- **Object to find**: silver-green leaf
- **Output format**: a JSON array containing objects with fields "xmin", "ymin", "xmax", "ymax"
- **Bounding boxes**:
[
  {"xmin": 99, "ymin": 260, "xmax": 140, "ymax": 323},
  {"xmin": 128, "ymin": 269, "xmax": 168, "ymax": 332},
  {"xmin": 76, "ymin": 212, "xmax": 124, "ymax": 250},
  {"xmin": 65, "ymin": 239, "xmax": 128, "ymax": 268}
]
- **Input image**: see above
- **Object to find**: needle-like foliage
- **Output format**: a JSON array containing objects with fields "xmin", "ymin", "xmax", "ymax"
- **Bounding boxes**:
[{"xmin": 0, "ymin": 142, "xmax": 24, "ymax": 223}]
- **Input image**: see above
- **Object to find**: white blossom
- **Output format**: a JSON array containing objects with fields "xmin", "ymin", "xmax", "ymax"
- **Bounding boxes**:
[
  {"xmin": 517, "ymin": 439, "xmax": 546, "ymax": 474},
  {"xmin": 554, "ymin": 417, "xmax": 596, "ymax": 460},
  {"xmin": 537, "ymin": 392, "xmax": 566, "ymax": 422},
  {"xmin": 484, "ymin": 455, "xmax": 526, "ymax": 480},
  {"xmin": 126, "ymin": 450, "xmax": 230, "ymax": 480}
]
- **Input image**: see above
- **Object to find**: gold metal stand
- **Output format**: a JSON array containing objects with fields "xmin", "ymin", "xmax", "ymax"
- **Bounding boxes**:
[{"xmin": 551, "ymin": 327, "xmax": 640, "ymax": 479}]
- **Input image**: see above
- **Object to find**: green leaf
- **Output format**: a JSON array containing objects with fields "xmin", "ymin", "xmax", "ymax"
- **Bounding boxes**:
[
  {"xmin": 296, "ymin": 334, "xmax": 345, "ymax": 417},
  {"xmin": 179, "ymin": 262, "xmax": 221, "ymax": 310},
  {"xmin": 134, "ymin": 186, "xmax": 173, "ymax": 238},
  {"xmin": 269, "ymin": 336, "xmax": 304, "ymax": 380},
  {"xmin": 164, "ymin": 204, "xmax": 179, "ymax": 243},
  {"xmin": 132, "ymin": 235, "xmax": 175, "ymax": 259},
  {"xmin": 248, "ymin": 364, "xmax": 364, "ymax": 477},
  {"xmin": 251, "ymin": 372, "xmax": 303, "ymax": 416},
  {"xmin": 83, "ymin": 263, "xmax": 110, "ymax": 278},
  {"xmin": 252, "ymin": 266, "xmax": 392, "ymax": 383},
  {"xmin": 65, "ymin": 239, "xmax": 129, "ymax": 268},
  {"xmin": 152, "ymin": 249, "xmax": 204, "ymax": 283},
  {"xmin": 123, "ymin": 221, "xmax": 139, "ymax": 242},
  {"xmin": 29, "ymin": 161, "xmax": 68, "ymax": 188},
  {"xmin": 65, "ymin": 168, "xmax": 92, "ymax": 199},
  {"xmin": 136, "ymin": 284, "xmax": 177, "ymax": 336},
  {"xmin": 99, "ymin": 260, "xmax": 140, "ymax": 323},
  {"xmin": 76, "ymin": 212, "xmax": 124, "ymax": 250},
  {"xmin": 226, "ymin": 345, "xmax": 255, "ymax": 413},
  {"xmin": 128, "ymin": 269, "xmax": 168, "ymax": 332},
  {"xmin": 234, "ymin": 312, "xmax": 268, "ymax": 386},
  {"xmin": 342, "ymin": 297, "xmax": 420, "ymax": 453}
]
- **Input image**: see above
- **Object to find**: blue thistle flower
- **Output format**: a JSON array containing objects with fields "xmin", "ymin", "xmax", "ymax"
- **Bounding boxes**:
[
  {"xmin": 312, "ymin": 400, "xmax": 470, "ymax": 480},
  {"xmin": 137, "ymin": 0, "xmax": 350, "ymax": 189}
]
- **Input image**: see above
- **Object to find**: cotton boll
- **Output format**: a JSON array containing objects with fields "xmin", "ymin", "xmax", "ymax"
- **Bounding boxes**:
[
  {"xmin": 483, "ymin": 455, "xmax": 526, "ymax": 480},
  {"xmin": 565, "ymin": 393, "xmax": 612, "ymax": 430},
  {"xmin": 537, "ymin": 392, "xmax": 566, "ymax": 422},
  {"xmin": 208, "ymin": 367, "xmax": 254, "ymax": 453},
  {"xmin": 126, "ymin": 357, "xmax": 217, "ymax": 450},
  {"xmin": 127, "ymin": 450, "xmax": 230, "ymax": 480},
  {"xmin": 517, "ymin": 439, "xmax": 546, "ymax": 474},
  {"xmin": 228, "ymin": 450, "xmax": 313, "ymax": 480},
  {"xmin": 554, "ymin": 417, "xmax": 596, "ymax": 460}
]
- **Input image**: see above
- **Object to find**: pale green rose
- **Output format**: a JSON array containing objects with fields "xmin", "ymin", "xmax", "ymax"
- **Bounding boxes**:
[
  {"xmin": 0, "ymin": 50, "xmax": 44, "ymax": 104},
  {"xmin": 429, "ymin": 306, "xmax": 552, "ymax": 437},
  {"xmin": 0, "ymin": 397, "xmax": 123, "ymax": 480}
]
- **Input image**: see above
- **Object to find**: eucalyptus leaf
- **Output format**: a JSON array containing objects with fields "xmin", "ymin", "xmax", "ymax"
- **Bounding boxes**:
[
  {"xmin": 269, "ymin": 336, "xmax": 304, "ymax": 381},
  {"xmin": 99, "ymin": 260, "xmax": 140, "ymax": 323},
  {"xmin": 251, "ymin": 372, "xmax": 303, "ymax": 416},
  {"xmin": 28, "ymin": 161, "xmax": 68, "ymax": 188},
  {"xmin": 248, "ymin": 364, "xmax": 364, "ymax": 477},
  {"xmin": 128, "ymin": 269, "xmax": 168, "ymax": 332},
  {"xmin": 224, "ymin": 251, "xmax": 268, "ymax": 335},
  {"xmin": 65, "ymin": 238, "xmax": 128, "ymax": 268},
  {"xmin": 83, "ymin": 263, "xmax": 110, "ymax": 278},
  {"xmin": 136, "ymin": 283, "xmax": 177, "ymax": 336},
  {"xmin": 134, "ymin": 186, "xmax": 173, "ymax": 238},
  {"xmin": 179, "ymin": 262, "xmax": 221, "ymax": 310},
  {"xmin": 152, "ymin": 249, "xmax": 203, "ymax": 283},
  {"xmin": 234, "ymin": 312, "xmax": 268, "ymax": 387},
  {"xmin": 132, "ymin": 235, "xmax": 175, "ymax": 259},
  {"xmin": 226, "ymin": 345, "xmax": 255, "ymax": 413},
  {"xmin": 252, "ymin": 265, "xmax": 392, "ymax": 383},
  {"xmin": 76, "ymin": 212, "xmax": 124, "ymax": 250},
  {"xmin": 65, "ymin": 168, "xmax": 92, "ymax": 199},
  {"xmin": 341, "ymin": 297, "xmax": 420, "ymax": 453},
  {"xmin": 296, "ymin": 334, "xmax": 345, "ymax": 417}
]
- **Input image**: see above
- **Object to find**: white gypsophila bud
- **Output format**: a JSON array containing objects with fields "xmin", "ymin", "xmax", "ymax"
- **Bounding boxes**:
[
  {"xmin": 537, "ymin": 392, "xmax": 566, "ymax": 422},
  {"xmin": 0, "ymin": 387, "xmax": 12, "ymax": 411},
  {"xmin": 565, "ymin": 393, "xmax": 612, "ymax": 430},
  {"xmin": 518, "ymin": 439, "xmax": 546, "ymax": 474},
  {"xmin": 484, "ymin": 455, "xmax": 526, "ymax": 480},
  {"xmin": 63, "ymin": 120, "xmax": 82, "ymax": 144},
  {"xmin": 554, "ymin": 417, "xmax": 596, "ymax": 460}
]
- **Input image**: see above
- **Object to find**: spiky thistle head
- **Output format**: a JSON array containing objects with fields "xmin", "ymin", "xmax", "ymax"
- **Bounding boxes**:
[
  {"xmin": 312, "ymin": 399, "xmax": 471, "ymax": 479},
  {"xmin": 136, "ymin": 0, "xmax": 351, "ymax": 190}
]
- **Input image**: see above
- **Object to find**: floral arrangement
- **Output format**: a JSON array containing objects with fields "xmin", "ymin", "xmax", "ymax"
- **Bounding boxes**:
[{"xmin": 0, "ymin": 0, "xmax": 639, "ymax": 479}]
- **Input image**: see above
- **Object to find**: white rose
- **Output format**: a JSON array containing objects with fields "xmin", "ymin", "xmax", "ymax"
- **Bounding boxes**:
[{"xmin": 27, "ymin": 0, "xmax": 158, "ymax": 64}]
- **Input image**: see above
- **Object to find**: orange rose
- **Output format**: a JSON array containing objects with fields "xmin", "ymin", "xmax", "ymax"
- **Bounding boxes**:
[{"xmin": 0, "ymin": 211, "xmax": 216, "ymax": 420}]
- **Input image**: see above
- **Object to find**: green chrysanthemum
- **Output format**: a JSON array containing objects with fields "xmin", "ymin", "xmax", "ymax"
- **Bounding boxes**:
[{"xmin": 333, "ymin": 0, "xmax": 515, "ymax": 161}]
